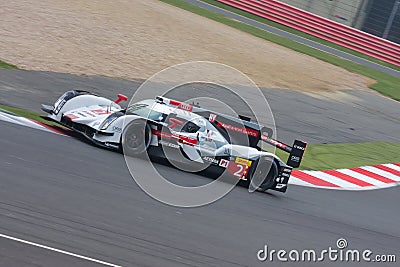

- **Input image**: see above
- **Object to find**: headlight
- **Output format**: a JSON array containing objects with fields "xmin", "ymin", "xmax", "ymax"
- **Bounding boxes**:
[
  {"xmin": 53, "ymin": 91, "xmax": 78, "ymax": 115},
  {"xmin": 100, "ymin": 116, "xmax": 118, "ymax": 130},
  {"xmin": 99, "ymin": 111, "xmax": 124, "ymax": 130},
  {"xmin": 53, "ymin": 99, "xmax": 66, "ymax": 114}
]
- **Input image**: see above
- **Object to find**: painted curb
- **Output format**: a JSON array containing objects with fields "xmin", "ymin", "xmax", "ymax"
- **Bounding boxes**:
[{"xmin": 291, "ymin": 164, "xmax": 400, "ymax": 190}]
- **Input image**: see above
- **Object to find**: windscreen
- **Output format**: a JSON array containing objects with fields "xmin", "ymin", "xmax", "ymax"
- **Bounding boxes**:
[{"xmin": 126, "ymin": 103, "xmax": 164, "ymax": 121}]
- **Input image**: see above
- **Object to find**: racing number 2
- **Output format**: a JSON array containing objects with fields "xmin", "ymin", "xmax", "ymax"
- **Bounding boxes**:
[{"xmin": 228, "ymin": 163, "xmax": 248, "ymax": 180}]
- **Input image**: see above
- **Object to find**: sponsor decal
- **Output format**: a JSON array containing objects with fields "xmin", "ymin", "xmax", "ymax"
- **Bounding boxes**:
[
  {"xmin": 177, "ymin": 134, "xmax": 197, "ymax": 146},
  {"xmin": 169, "ymin": 100, "xmax": 193, "ymax": 112},
  {"xmin": 235, "ymin": 157, "xmax": 252, "ymax": 167},
  {"xmin": 152, "ymin": 129, "xmax": 172, "ymax": 139},
  {"xmin": 91, "ymin": 109, "xmax": 111, "ymax": 115},
  {"xmin": 159, "ymin": 140, "xmax": 180, "ymax": 149},
  {"xmin": 112, "ymin": 126, "xmax": 122, "ymax": 133},
  {"xmin": 105, "ymin": 142, "xmax": 119, "ymax": 149},
  {"xmin": 276, "ymin": 177, "xmax": 285, "ymax": 183},
  {"xmin": 264, "ymin": 137, "xmax": 287, "ymax": 149},
  {"xmin": 209, "ymin": 113, "xmax": 217, "ymax": 123},
  {"xmin": 228, "ymin": 162, "xmax": 249, "ymax": 180},
  {"xmin": 219, "ymin": 159, "xmax": 229, "ymax": 168},
  {"xmin": 280, "ymin": 167, "xmax": 292, "ymax": 180},
  {"xmin": 217, "ymin": 122, "xmax": 259, "ymax": 137},
  {"xmin": 294, "ymin": 144, "xmax": 305, "ymax": 151},
  {"xmin": 290, "ymin": 155, "xmax": 300, "ymax": 163},
  {"xmin": 203, "ymin": 156, "xmax": 219, "ymax": 165},
  {"xmin": 275, "ymin": 184, "xmax": 286, "ymax": 189},
  {"xmin": 178, "ymin": 102, "xmax": 193, "ymax": 112},
  {"xmin": 152, "ymin": 129, "xmax": 197, "ymax": 146}
]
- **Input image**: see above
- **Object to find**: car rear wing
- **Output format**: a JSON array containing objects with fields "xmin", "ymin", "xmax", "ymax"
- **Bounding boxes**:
[{"xmin": 261, "ymin": 135, "xmax": 307, "ymax": 168}]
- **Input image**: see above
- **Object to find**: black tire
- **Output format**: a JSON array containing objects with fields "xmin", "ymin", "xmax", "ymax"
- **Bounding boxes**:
[
  {"xmin": 121, "ymin": 120, "xmax": 151, "ymax": 157},
  {"xmin": 250, "ymin": 158, "xmax": 279, "ymax": 192}
]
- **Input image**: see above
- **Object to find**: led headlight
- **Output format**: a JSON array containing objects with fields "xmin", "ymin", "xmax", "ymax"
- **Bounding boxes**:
[
  {"xmin": 53, "ymin": 99, "xmax": 66, "ymax": 114},
  {"xmin": 100, "ymin": 115, "xmax": 118, "ymax": 130}
]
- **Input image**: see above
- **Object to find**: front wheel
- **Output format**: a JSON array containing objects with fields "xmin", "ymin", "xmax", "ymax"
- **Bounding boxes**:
[
  {"xmin": 249, "ymin": 158, "xmax": 279, "ymax": 192},
  {"xmin": 121, "ymin": 120, "xmax": 151, "ymax": 157}
]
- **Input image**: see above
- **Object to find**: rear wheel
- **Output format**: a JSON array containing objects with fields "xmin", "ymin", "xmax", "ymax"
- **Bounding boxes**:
[
  {"xmin": 250, "ymin": 158, "xmax": 279, "ymax": 192},
  {"xmin": 121, "ymin": 120, "xmax": 151, "ymax": 157}
]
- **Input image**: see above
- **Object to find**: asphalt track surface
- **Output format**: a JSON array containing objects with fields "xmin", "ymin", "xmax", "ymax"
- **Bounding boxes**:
[
  {"xmin": 1, "ymin": 120, "xmax": 400, "ymax": 267},
  {"xmin": 182, "ymin": 0, "xmax": 400, "ymax": 77},
  {"xmin": 0, "ymin": 68, "xmax": 399, "ymax": 266}
]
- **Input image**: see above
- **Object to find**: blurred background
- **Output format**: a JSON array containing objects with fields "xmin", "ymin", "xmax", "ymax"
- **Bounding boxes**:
[{"xmin": 280, "ymin": 0, "xmax": 400, "ymax": 44}]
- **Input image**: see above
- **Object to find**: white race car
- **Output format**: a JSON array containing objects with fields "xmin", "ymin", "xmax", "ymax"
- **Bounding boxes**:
[{"xmin": 42, "ymin": 90, "xmax": 307, "ymax": 192}]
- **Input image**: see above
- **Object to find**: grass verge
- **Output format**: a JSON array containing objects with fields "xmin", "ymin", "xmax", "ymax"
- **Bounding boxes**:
[
  {"xmin": 160, "ymin": 0, "xmax": 400, "ymax": 101},
  {"xmin": 275, "ymin": 142, "xmax": 400, "ymax": 170},
  {"xmin": 0, "ymin": 60, "xmax": 18, "ymax": 69}
]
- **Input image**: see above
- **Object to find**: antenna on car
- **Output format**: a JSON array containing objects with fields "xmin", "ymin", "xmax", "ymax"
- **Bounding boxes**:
[{"xmin": 108, "ymin": 101, "xmax": 112, "ymax": 114}]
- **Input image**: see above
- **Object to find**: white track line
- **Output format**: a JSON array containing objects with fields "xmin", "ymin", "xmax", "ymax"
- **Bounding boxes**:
[
  {"xmin": 0, "ymin": 113, "xmax": 26, "ymax": 125},
  {"xmin": 0, "ymin": 233, "xmax": 122, "ymax": 267},
  {"xmin": 0, "ymin": 112, "xmax": 63, "ymax": 135}
]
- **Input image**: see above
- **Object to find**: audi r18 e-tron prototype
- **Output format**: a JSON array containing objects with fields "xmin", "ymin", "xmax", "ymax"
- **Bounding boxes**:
[{"xmin": 42, "ymin": 90, "xmax": 307, "ymax": 193}]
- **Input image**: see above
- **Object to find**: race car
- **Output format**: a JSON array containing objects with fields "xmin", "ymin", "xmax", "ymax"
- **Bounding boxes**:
[{"xmin": 41, "ymin": 90, "xmax": 307, "ymax": 193}]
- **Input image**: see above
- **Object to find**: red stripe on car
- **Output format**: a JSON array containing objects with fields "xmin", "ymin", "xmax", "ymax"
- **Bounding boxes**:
[{"xmin": 64, "ymin": 114, "xmax": 79, "ymax": 120}]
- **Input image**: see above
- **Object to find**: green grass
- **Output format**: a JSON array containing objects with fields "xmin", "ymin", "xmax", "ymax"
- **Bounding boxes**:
[
  {"xmin": 0, "ymin": 60, "xmax": 18, "ymax": 69},
  {"xmin": 0, "ymin": 104, "xmax": 59, "ymax": 126},
  {"xmin": 160, "ymin": 0, "xmax": 400, "ymax": 101},
  {"xmin": 200, "ymin": 0, "xmax": 400, "ymax": 72},
  {"xmin": 275, "ymin": 142, "xmax": 400, "ymax": 170}
]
